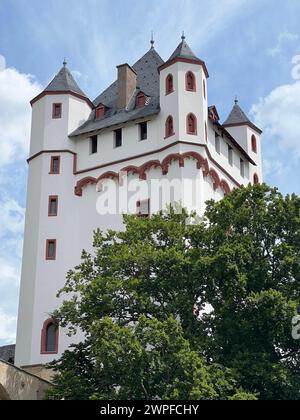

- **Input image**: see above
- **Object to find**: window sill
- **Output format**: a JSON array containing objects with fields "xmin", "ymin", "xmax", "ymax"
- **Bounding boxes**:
[{"xmin": 164, "ymin": 133, "xmax": 175, "ymax": 140}]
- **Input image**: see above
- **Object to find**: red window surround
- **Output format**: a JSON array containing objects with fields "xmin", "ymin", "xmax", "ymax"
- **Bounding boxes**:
[
  {"xmin": 166, "ymin": 74, "xmax": 174, "ymax": 95},
  {"xmin": 137, "ymin": 199, "xmax": 150, "ymax": 217},
  {"xmin": 186, "ymin": 71, "xmax": 196, "ymax": 92},
  {"xmin": 253, "ymin": 173, "xmax": 259, "ymax": 185},
  {"xmin": 40, "ymin": 319, "xmax": 59, "ymax": 354},
  {"xmin": 187, "ymin": 113, "xmax": 197, "ymax": 135},
  {"xmin": 50, "ymin": 156, "xmax": 60, "ymax": 174},
  {"xmin": 46, "ymin": 239, "xmax": 56, "ymax": 260},
  {"xmin": 52, "ymin": 103, "xmax": 62, "ymax": 119},
  {"xmin": 136, "ymin": 93, "xmax": 146, "ymax": 108},
  {"xmin": 165, "ymin": 116, "xmax": 175, "ymax": 139},
  {"xmin": 48, "ymin": 196, "xmax": 58, "ymax": 217},
  {"xmin": 95, "ymin": 105, "xmax": 105, "ymax": 119},
  {"xmin": 251, "ymin": 135, "xmax": 257, "ymax": 153}
]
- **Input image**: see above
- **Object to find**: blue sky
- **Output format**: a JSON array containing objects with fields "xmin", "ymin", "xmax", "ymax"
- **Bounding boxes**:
[{"xmin": 0, "ymin": 0, "xmax": 300, "ymax": 345}]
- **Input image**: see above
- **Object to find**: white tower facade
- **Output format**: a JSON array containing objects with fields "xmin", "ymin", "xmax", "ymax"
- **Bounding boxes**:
[{"xmin": 15, "ymin": 38, "xmax": 262, "ymax": 370}]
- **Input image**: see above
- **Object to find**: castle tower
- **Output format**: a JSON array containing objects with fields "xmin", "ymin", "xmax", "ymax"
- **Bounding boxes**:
[
  {"xmin": 15, "ymin": 39, "xmax": 263, "ymax": 370},
  {"xmin": 15, "ymin": 62, "xmax": 92, "ymax": 368},
  {"xmin": 223, "ymin": 99, "xmax": 263, "ymax": 184}
]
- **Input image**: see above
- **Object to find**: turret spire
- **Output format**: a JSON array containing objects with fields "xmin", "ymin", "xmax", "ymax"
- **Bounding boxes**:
[{"xmin": 150, "ymin": 31, "xmax": 155, "ymax": 49}]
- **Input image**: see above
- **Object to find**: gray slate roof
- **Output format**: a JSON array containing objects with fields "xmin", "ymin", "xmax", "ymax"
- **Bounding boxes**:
[
  {"xmin": 70, "ymin": 48, "xmax": 164, "ymax": 137},
  {"xmin": 168, "ymin": 37, "xmax": 202, "ymax": 62},
  {"xmin": 223, "ymin": 101, "xmax": 252, "ymax": 126},
  {"xmin": 45, "ymin": 64, "xmax": 87, "ymax": 98},
  {"xmin": 0, "ymin": 344, "xmax": 15, "ymax": 364}
]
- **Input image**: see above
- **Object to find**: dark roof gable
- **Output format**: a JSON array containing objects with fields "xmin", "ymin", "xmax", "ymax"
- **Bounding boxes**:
[{"xmin": 45, "ymin": 64, "xmax": 87, "ymax": 97}]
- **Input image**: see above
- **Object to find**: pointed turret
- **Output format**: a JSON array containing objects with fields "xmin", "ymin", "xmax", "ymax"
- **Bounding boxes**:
[
  {"xmin": 31, "ymin": 60, "xmax": 93, "ymax": 108},
  {"xmin": 160, "ymin": 34, "xmax": 209, "ymax": 77},
  {"xmin": 223, "ymin": 98, "xmax": 262, "ymax": 134},
  {"xmin": 44, "ymin": 60, "xmax": 87, "ymax": 97}
]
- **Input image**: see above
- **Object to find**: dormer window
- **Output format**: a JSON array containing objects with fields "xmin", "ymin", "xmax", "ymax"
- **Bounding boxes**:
[
  {"xmin": 52, "ymin": 103, "xmax": 62, "ymax": 119},
  {"xmin": 186, "ymin": 71, "xmax": 196, "ymax": 92},
  {"xmin": 136, "ymin": 93, "xmax": 146, "ymax": 108},
  {"xmin": 95, "ymin": 105, "xmax": 105, "ymax": 119},
  {"xmin": 166, "ymin": 74, "xmax": 174, "ymax": 95}
]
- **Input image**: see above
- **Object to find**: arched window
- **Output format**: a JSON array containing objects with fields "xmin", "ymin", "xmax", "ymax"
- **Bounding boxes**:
[
  {"xmin": 186, "ymin": 71, "xmax": 196, "ymax": 91},
  {"xmin": 187, "ymin": 113, "xmax": 197, "ymax": 135},
  {"xmin": 166, "ymin": 74, "xmax": 174, "ymax": 95},
  {"xmin": 253, "ymin": 173, "xmax": 259, "ymax": 185},
  {"xmin": 165, "ymin": 116, "xmax": 174, "ymax": 138},
  {"xmin": 136, "ymin": 93, "xmax": 146, "ymax": 108},
  {"xmin": 41, "ymin": 319, "xmax": 59, "ymax": 354},
  {"xmin": 251, "ymin": 135, "xmax": 257, "ymax": 153}
]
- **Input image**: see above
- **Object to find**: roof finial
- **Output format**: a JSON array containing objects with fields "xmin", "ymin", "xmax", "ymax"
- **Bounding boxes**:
[
  {"xmin": 234, "ymin": 95, "xmax": 239, "ymax": 105},
  {"xmin": 63, "ymin": 57, "xmax": 67, "ymax": 68},
  {"xmin": 150, "ymin": 31, "xmax": 155, "ymax": 49},
  {"xmin": 181, "ymin": 31, "xmax": 186, "ymax": 41}
]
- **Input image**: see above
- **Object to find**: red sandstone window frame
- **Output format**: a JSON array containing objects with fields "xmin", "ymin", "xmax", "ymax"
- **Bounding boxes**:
[
  {"xmin": 46, "ymin": 239, "xmax": 57, "ymax": 260},
  {"xmin": 253, "ymin": 173, "xmax": 259, "ymax": 185},
  {"xmin": 40, "ymin": 319, "xmax": 59, "ymax": 355},
  {"xmin": 49, "ymin": 156, "xmax": 60, "ymax": 174},
  {"xmin": 186, "ymin": 71, "xmax": 196, "ymax": 92},
  {"xmin": 251, "ymin": 135, "xmax": 257, "ymax": 153},
  {"xmin": 187, "ymin": 113, "xmax": 197, "ymax": 135},
  {"xmin": 48, "ymin": 196, "xmax": 58, "ymax": 217},
  {"xmin": 165, "ymin": 116, "xmax": 175, "ymax": 139},
  {"xmin": 52, "ymin": 103, "xmax": 62, "ymax": 119},
  {"xmin": 166, "ymin": 74, "xmax": 174, "ymax": 95},
  {"xmin": 136, "ymin": 199, "xmax": 150, "ymax": 217}
]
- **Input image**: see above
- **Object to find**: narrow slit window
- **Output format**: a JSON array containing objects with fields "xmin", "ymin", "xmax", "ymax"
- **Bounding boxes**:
[
  {"xmin": 240, "ymin": 158, "xmax": 245, "ymax": 178},
  {"xmin": 139, "ymin": 122, "xmax": 148, "ymax": 141},
  {"xmin": 46, "ymin": 240, "xmax": 56, "ymax": 260},
  {"xmin": 52, "ymin": 103, "xmax": 62, "ymax": 119},
  {"xmin": 48, "ymin": 196, "xmax": 58, "ymax": 216},
  {"xmin": 90, "ymin": 135, "xmax": 98, "ymax": 154},
  {"xmin": 228, "ymin": 146, "xmax": 233, "ymax": 166},
  {"xmin": 114, "ymin": 129, "xmax": 122, "ymax": 148},
  {"xmin": 215, "ymin": 134, "xmax": 221, "ymax": 154},
  {"xmin": 50, "ymin": 156, "xmax": 60, "ymax": 174}
]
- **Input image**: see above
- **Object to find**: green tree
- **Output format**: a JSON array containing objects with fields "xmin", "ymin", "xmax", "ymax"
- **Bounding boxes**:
[{"xmin": 47, "ymin": 184, "xmax": 300, "ymax": 400}]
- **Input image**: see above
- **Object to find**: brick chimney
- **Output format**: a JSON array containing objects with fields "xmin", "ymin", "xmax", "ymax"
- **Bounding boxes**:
[{"xmin": 117, "ymin": 63, "xmax": 137, "ymax": 109}]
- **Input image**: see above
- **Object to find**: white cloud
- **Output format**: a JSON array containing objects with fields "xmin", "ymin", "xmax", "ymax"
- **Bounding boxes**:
[
  {"xmin": 0, "ymin": 259, "xmax": 20, "ymax": 287},
  {"xmin": 0, "ymin": 55, "xmax": 5, "ymax": 71},
  {"xmin": 0, "ymin": 56, "xmax": 41, "ymax": 167},
  {"xmin": 250, "ymin": 80, "xmax": 300, "ymax": 157},
  {"xmin": 267, "ymin": 31, "xmax": 299, "ymax": 57},
  {"xmin": 0, "ymin": 199, "xmax": 25, "ymax": 238},
  {"xmin": 0, "ymin": 309, "xmax": 17, "ymax": 344},
  {"xmin": 263, "ymin": 159, "xmax": 284, "ymax": 178}
]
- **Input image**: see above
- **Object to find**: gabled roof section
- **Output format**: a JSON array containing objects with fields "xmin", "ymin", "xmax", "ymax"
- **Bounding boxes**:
[
  {"xmin": 31, "ymin": 61, "xmax": 93, "ymax": 107},
  {"xmin": 159, "ymin": 35, "xmax": 209, "ymax": 78},
  {"xmin": 70, "ymin": 48, "xmax": 164, "ymax": 137},
  {"xmin": 223, "ymin": 99, "xmax": 262, "ymax": 134}
]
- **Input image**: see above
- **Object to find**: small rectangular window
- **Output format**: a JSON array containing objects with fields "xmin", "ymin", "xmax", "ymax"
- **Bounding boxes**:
[
  {"xmin": 48, "ymin": 196, "xmax": 58, "ymax": 216},
  {"xmin": 240, "ymin": 158, "xmax": 245, "ymax": 178},
  {"xmin": 139, "ymin": 122, "xmax": 148, "ymax": 141},
  {"xmin": 137, "ymin": 199, "xmax": 150, "ymax": 217},
  {"xmin": 215, "ymin": 134, "xmax": 220, "ymax": 154},
  {"xmin": 50, "ymin": 156, "xmax": 60, "ymax": 174},
  {"xmin": 46, "ymin": 240, "xmax": 56, "ymax": 260},
  {"xmin": 90, "ymin": 135, "xmax": 98, "ymax": 154},
  {"xmin": 52, "ymin": 103, "xmax": 62, "ymax": 119},
  {"xmin": 114, "ymin": 129, "xmax": 122, "ymax": 148},
  {"xmin": 228, "ymin": 145, "xmax": 233, "ymax": 166}
]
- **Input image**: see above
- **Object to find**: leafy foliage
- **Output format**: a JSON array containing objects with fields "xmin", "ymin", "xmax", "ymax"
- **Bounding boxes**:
[{"xmin": 47, "ymin": 184, "xmax": 300, "ymax": 400}]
